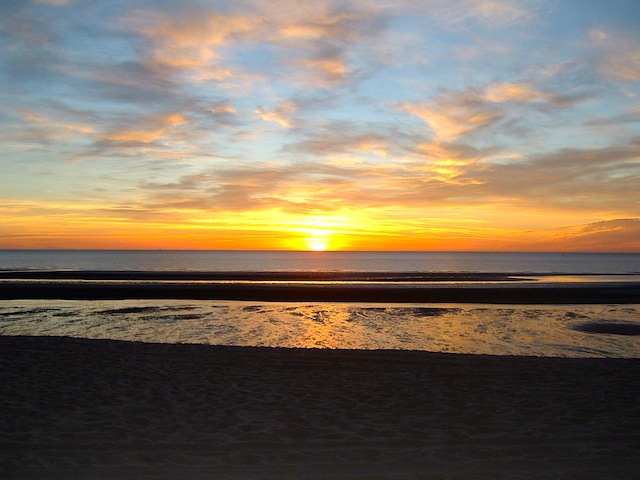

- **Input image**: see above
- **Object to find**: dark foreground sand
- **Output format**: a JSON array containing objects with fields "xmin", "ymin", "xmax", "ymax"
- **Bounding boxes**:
[{"xmin": 1, "ymin": 336, "xmax": 639, "ymax": 479}]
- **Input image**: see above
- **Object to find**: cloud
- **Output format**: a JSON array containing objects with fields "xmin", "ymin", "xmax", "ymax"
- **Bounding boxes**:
[
  {"xmin": 139, "ymin": 165, "xmax": 318, "ymax": 213},
  {"xmin": 295, "ymin": 47, "xmax": 350, "ymax": 86},
  {"xmin": 282, "ymin": 119, "xmax": 420, "ymax": 161},
  {"xmin": 397, "ymin": 81, "xmax": 582, "ymax": 143},
  {"xmin": 32, "ymin": 0, "xmax": 71, "ymax": 5},
  {"xmin": 410, "ymin": 142, "xmax": 498, "ymax": 183},
  {"xmin": 588, "ymin": 29, "xmax": 640, "ymax": 82},
  {"xmin": 584, "ymin": 106, "xmax": 640, "ymax": 129},
  {"xmin": 588, "ymin": 29, "xmax": 608, "ymax": 41},
  {"xmin": 259, "ymin": 3, "xmax": 382, "ymax": 87},
  {"xmin": 530, "ymin": 219, "xmax": 640, "ymax": 252},
  {"xmin": 605, "ymin": 47, "xmax": 640, "ymax": 82},
  {"xmin": 4, "ymin": 108, "xmax": 94, "ymax": 146},
  {"xmin": 203, "ymin": 102, "xmax": 238, "ymax": 126},
  {"xmin": 290, "ymin": 132, "xmax": 389, "ymax": 158},
  {"xmin": 458, "ymin": 0, "xmax": 539, "ymax": 25},
  {"xmin": 126, "ymin": 9, "xmax": 257, "ymax": 72},
  {"xmin": 408, "ymin": 0, "xmax": 541, "ymax": 28},
  {"xmin": 130, "ymin": 135, "xmax": 639, "ymax": 224},
  {"xmin": 455, "ymin": 139, "xmax": 640, "ymax": 212},
  {"xmin": 0, "ymin": 1, "xmax": 62, "ymax": 84},
  {"xmin": 256, "ymin": 102, "xmax": 298, "ymax": 127},
  {"xmin": 102, "ymin": 112, "xmax": 189, "ymax": 144},
  {"xmin": 122, "ymin": 1, "xmax": 385, "ymax": 90},
  {"xmin": 484, "ymin": 83, "xmax": 547, "ymax": 103},
  {"xmin": 397, "ymin": 93, "xmax": 503, "ymax": 142}
]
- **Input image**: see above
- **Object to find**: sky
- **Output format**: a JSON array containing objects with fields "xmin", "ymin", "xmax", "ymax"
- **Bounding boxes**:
[{"xmin": 1, "ymin": 0, "xmax": 639, "ymax": 252}]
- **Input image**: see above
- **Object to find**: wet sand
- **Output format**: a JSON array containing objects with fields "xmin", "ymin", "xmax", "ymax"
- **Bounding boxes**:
[
  {"xmin": 1, "ymin": 279, "xmax": 639, "ymax": 303},
  {"xmin": 1, "ymin": 335, "xmax": 639, "ymax": 479}
]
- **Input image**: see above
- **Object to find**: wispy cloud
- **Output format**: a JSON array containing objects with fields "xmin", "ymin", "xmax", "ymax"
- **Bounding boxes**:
[
  {"xmin": 456, "ymin": 140, "xmax": 640, "ymax": 214},
  {"xmin": 256, "ymin": 102, "xmax": 298, "ymax": 128},
  {"xmin": 525, "ymin": 219, "xmax": 640, "ymax": 252},
  {"xmin": 122, "ymin": 0, "xmax": 384, "ymax": 91},
  {"xmin": 126, "ymin": 9, "xmax": 257, "ymax": 72},
  {"xmin": 7, "ymin": 108, "xmax": 94, "ymax": 145},
  {"xmin": 102, "ymin": 112, "xmax": 189, "ymax": 144},
  {"xmin": 32, "ymin": 0, "xmax": 71, "ymax": 5},
  {"xmin": 589, "ymin": 29, "xmax": 640, "ymax": 82},
  {"xmin": 397, "ymin": 80, "xmax": 584, "ymax": 143},
  {"xmin": 407, "ymin": 0, "xmax": 541, "ymax": 28},
  {"xmin": 398, "ymin": 96, "xmax": 502, "ymax": 142},
  {"xmin": 284, "ymin": 122, "xmax": 399, "ymax": 159}
]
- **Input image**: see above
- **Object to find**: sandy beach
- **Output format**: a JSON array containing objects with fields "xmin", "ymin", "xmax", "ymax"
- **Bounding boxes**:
[{"xmin": 2, "ymin": 335, "xmax": 639, "ymax": 479}]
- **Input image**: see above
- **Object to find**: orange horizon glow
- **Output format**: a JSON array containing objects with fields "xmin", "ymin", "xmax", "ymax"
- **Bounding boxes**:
[{"xmin": 1, "ymin": 206, "xmax": 638, "ymax": 253}]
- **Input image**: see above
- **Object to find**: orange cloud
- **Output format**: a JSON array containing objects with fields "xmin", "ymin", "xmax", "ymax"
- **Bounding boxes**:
[
  {"xmin": 520, "ymin": 219, "xmax": 640, "ymax": 252},
  {"xmin": 278, "ymin": 11, "xmax": 355, "ymax": 41},
  {"xmin": 124, "ymin": 2, "xmax": 377, "ymax": 89},
  {"xmin": 297, "ymin": 54, "xmax": 349, "ymax": 86},
  {"xmin": 256, "ymin": 102, "xmax": 297, "ymax": 127},
  {"xmin": 102, "ymin": 112, "xmax": 188, "ymax": 144},
  {"xmin": 484, "ymin": 82, "xmax": 546, "ymax": 102},
  {"xmin": 14, "ymin": 108, "xmax": 94, "ymax": 141},
  {"xmin": 207, "ymin": 103, "xmax": 235, "ymax": 115},
  {"xmin": 398, "ymin": 98, "xmax": 501, "ymax": 142},
  {"xmin": 127, "ymin": 10, "xmax": 257, "ymax": 71},
  {"xmin": 398, "ymin": 80, "xmax": 578, "ymax": 143}
]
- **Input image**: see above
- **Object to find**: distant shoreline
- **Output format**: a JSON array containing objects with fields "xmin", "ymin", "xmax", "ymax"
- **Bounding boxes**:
[
  {"xmin": 2, "ymin": 270, "xmax": 640, "ymax": 281},
  {"xmin": 0, "ymin": 270, "xmax": 535, "ymax": 281}
]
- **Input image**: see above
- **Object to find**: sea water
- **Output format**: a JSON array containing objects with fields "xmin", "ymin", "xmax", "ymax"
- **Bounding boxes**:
[
  {"xmin": 1, "ymin": 250, "xmax": 639, "ymax": 274},
  {"xmin": 1, "ymin": 300, "xmax": 639, "ymax": 358}
]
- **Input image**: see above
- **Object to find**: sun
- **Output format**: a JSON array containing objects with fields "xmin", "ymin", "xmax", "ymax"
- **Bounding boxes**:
[
  {"xmin": 302, "ymin": 228, "xmax": 332, "ymax": 251},
  {"xmin": 291, "ymin": 221, "xmax": 345, "ymax": 251},
  {"xmin": 307, "ymin": 237, "xmax": 329, "ymax": 251}
]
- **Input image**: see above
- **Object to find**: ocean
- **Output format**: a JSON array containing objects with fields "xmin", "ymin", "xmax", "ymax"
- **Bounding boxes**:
[
  {"xmin": 1, "ymin": 250, "xmax": 639, "ymax": 358},
  {"xmin": 1, "ymin": 250, "xmax": 640, "ymax": 274}
]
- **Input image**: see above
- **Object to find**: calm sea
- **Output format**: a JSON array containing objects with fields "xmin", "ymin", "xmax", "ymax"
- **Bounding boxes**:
[{"xmin": 0, "ymin": 250, "xmax": 639, "ymax": 274}]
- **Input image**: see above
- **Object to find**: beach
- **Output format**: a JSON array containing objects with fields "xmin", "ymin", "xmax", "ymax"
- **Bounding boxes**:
[
  {"xmin": 2, "ymin": 335, "xmax": 639, "ymax": 479},
  {"xmin": 2, "ymin": 266, "xmax": 639, "ymax": 478}
]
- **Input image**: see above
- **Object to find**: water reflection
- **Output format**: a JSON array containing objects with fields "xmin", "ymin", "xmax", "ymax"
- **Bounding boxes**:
[{"xmin": 1, "ymin": 300, "xmax": 639, "ymax": 358}]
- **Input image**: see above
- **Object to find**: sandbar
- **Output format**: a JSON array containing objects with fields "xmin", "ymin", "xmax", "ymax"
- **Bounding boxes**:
[{"xmin": 1, "ymin": 279, "xmax": 639, "ymax": 303}]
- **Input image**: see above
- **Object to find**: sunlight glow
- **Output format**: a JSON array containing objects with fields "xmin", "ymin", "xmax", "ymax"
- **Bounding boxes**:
[
  {"xmin": 306, "ymin": 236, "xmax": 330, "ymax": 251},
  {"xmin": 301, "ymin": 228, "xmax": 331, "ymax": 251}
]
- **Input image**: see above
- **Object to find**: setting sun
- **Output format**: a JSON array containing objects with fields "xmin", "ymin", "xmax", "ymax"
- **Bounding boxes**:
[
  {"xmin": 302, "ymin": 227, "xmax": 332, "ymax": 251},
  {"xmin": 306, "ymin": 237, "xmax": 329, "ymax": 251}
]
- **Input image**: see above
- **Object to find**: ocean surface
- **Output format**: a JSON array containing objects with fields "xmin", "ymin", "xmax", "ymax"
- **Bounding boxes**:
[
  {"xmin": 2, "ymin": 250, "xmax": 640, "ymax": 274},
  {"xmin": 1, "ymin": 251, "xmax": 639, "ymax": 358}
]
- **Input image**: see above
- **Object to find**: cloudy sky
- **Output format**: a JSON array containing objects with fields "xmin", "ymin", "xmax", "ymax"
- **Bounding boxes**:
[{"xmin": 1, "ymin": 0, "xmax": 639, "ymax": 251}]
